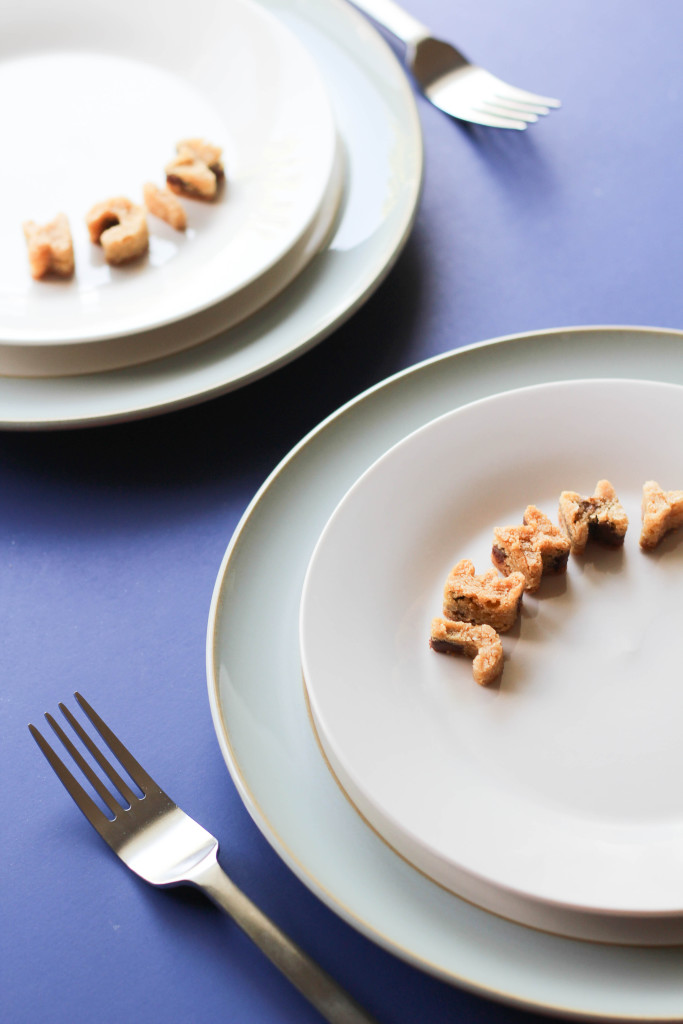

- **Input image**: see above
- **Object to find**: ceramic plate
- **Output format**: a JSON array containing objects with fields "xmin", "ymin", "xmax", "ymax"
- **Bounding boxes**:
[
  {"xmin": 0, "ymin": 0, "xmax": 342, "ymax": 374},
  {"xmin": 0, "ymin": 0, "xmax": 422, "ymax": 425},
  {"xmin": 207, "ymin": 327, "xmax": 683, "ymax": 1022},
  {"xmin": 301, "ymin": 378, "xmax": 683, "ymax": 946}
]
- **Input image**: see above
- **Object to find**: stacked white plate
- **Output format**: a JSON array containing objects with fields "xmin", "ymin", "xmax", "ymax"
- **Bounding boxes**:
[
  {"xmin": 0, "ymin": 0, "xmax": 343, "ymax": 376},
  {"xmin": 0, "ymin": 0, "xmax": 423, "ymax": 424},
  {"xmin": 300, "ymin": 378, "xmax": 683, "ymax": 948},
  {"xmin": 208, "ymin": 330, "xmax": 683, "ymax": 1021}
]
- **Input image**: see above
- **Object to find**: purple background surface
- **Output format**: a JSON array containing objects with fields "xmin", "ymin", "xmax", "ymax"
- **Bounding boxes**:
[{"xmin": 2, "ymin": 1, "xmax": 682, "ymax": 1022}]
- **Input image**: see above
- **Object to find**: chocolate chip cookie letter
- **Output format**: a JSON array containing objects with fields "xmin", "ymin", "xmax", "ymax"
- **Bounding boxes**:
[
  {"xmin": 492, "ymin": 505, "xmax": 571, "ymax": 592},
  {"xmin": 430, "ymin": 618, "xmax": 504, "ymax": 686},
  {"xmin": 86, "ymin": 197, "xmax": 149, "ymax": 265},
  {"xmin": 165, "ymin": 138, "xmax": 224, "ymax": 200},
  {"xmin": 558, "ymin": 479, "xmax": 629, "ymax": 554},
  {"xmin": 22, "ymin": 213, "xmax": 75, "ymax": 279},
  {"xmin": 640, "ymin": 481, "xmax": 683, "ymax": 550},
  {"xmin": 443, "ymin": 559, "xmax": 525, "ymax": 632}
]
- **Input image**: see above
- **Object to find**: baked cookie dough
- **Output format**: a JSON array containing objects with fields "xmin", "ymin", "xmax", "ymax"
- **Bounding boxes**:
[
  {"xmin": 558, "ymin": 479, "xmax": 629, "ymax": 554},
  {"xmin": 177, "ymin": 138, "xmax": 224, "ymax": 179},
  {"xmin": 429, "ymin": 617, "xmax": 504, "ymax": 686},
  {"xmin": 86, "ymin": 197, "xmax": 149, "ymax": 265},
  {"xmin": 492, "ymin": 505, "xmax": 571, "ymax": 592},
  {"xmin": 22, "ymin": 213, "xmax": 74, "ymax": 279},
  {"xmin": 640, "ymin": 481, "xmax": 683, "ymax": 550},
  {"xmin": 443, "ymin": 559, "xmax": 525, "ymax": 633},
  {"xmin": 165, "ymin": 138, "xmax": 224, "ymax": 200},
  {"xmin": 143, "ymin": 183, "xmax": 187, "ymax": 230}
]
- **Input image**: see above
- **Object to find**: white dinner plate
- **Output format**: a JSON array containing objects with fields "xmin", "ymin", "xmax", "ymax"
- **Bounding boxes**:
[
  {"xmin": 301, "ymin": 378, "xmax": 683, "ymax": 946},
  {"xmin": 207, "ymin": 327, "xmax": 683, "ymax": 1022},
  {"xmin": 0, "ymin": 0, "xmax": 422, "ymax": 424},
  {"xmin": 0, "ymin": 0, "xmax": 342, "ymax": 375}
]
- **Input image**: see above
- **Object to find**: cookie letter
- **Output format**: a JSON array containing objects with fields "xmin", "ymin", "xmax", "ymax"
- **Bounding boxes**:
[
  {"xmin": 443, "ymin": 559, "xmax": 524, "ymax": 633},
  {"xmin": 165, "ymin": 138, "xmax": 224, "ymax": 201},
  {"xmin": 558, "ymin": 479, "xmax": 628, "ymax": 554},
  {"xmin": 492, "ymin": 505, "xmax": 570, "ymax": 592},
  {"xmin": 86, "ymin": 197, "xmax": 149, "ymax": 265},
  {"xmin": 143, "ymin": 183, "xmax": 187, "ymax": 231},
  {"xmin": 429, "ymin": 618, "xmax": 504, "ymax": 686},
  {"xmin": 640, "ymin": 481, "xmax": 683, "ymax": 550},
  {"xmin": 23, "ymin": 213, "xmax": 74, "ymax": 279}
]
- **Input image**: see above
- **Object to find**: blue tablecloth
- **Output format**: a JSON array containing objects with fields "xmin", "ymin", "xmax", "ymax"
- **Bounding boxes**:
[{"xmin": 2, "ymin": 1, "xmax": 682, "ymax": 1021}]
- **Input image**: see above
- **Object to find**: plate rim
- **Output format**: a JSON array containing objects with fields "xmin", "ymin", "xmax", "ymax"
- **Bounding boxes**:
[{"xmin": 207, "ymin": 324, "xmax": 683, "ymax": 1023}]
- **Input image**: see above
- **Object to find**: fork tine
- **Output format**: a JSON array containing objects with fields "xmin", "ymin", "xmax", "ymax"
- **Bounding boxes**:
[
  {"xmin": 74, "ymin": 692, "xmax": 159, "ymax": 796},
  {"xmin": 462, "ymin": 109, "xmax": 529, "ymax": 130},
  {"xmin": 479, "ymin": 101, "xmax": 539, "ymax": 124},
  {"xmin": 29, "ymin": 723, "xmax": 114, "ymax": 834},
  {"xmin": 45, "ymin": 712, "xmax": 123, "ymax": 817},
  {"xmin": 58, "ymin": 702, "xmax": 138, "ymax": 806},
  {"xmin": 493, "ymin": 83, "xmax": 561, "ymax": 108},
  {"xmin": 489, "ymin": 95, "xmax": 552, "ymax": 116}
]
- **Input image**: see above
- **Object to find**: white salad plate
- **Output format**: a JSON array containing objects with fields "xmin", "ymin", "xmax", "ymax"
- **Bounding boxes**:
[
  {"xmin": 208, "ymin": 327, "xmax": 683, "ymax": 1022},
  {"xmin": 0, "ymin": 0, "xmax": 342, "ymax": 375},
  {"xmin": 301, "ymin": 377, "xmax": 683, "ymax": 947},
  {"xmin": 0, "ymin": 0, "xmax": 422, "ymax": 424}
]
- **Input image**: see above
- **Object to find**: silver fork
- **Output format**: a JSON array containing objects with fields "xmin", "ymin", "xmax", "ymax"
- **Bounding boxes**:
[
  {"xmin": 349, "ymin": 0, "xmax": 560, "ymax": 129},
  {"xmin": 29, "ymin": 693, "xmax": 378, "ymax": 1024}
]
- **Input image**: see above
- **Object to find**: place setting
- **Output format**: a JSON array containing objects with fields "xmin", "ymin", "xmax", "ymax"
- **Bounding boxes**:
[
  {"xmin": 208, "ymin": 330, "xmax": 683, "ymax": 1022},
  {"xmin": 0, "ymin": 0, "xmax": 424, "ymax": 426},
  {"xmin": 4, "ymin": 1, "xmax": 683, "ymax": 1023}
]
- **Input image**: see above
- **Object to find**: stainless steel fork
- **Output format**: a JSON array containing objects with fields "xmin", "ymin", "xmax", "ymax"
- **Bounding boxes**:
[
  {"xmin": 30, "ymin": 693, "xmax": 377, "ymax": 1024},
  {"xmin": 349, "ymin": 0, "xmax": 560, "ymax": 129}
]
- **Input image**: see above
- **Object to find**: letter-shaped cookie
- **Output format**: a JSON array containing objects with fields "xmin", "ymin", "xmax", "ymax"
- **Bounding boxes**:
[
  {"xmin": 143, "ymin": 183, "xmax": 187, "ymax": 231},
  {"xmin": 177, "ymin": 138, "xmax": 224, "ymax": 179},
  {"xmin": 640, "ymin": 481, "xmax": 683, "ymax": 549},
  {"xmin": 165, "ymin": 138, "xmax": 224, "ymax": 200},
  {"xmin": 558, "ymin": 479, "xmax": 628, "ymax": 554},
  {"xmin": 491, "ymin": 505, "xmax": 570, "ymax": 592},
  {"xmin": 22, "ymin": 213, "xmax": 74, "ymax": 279},
  {"xmin": 86, "ymin": 197, "xmax": 149, "ymax": 265},
  {"xmin": 443, "ymin": 559, "xmax": 524, "ymax": 633},
  {"xmin": 429, "ymin": 618, "xmax": 503, "ymax": 686}
]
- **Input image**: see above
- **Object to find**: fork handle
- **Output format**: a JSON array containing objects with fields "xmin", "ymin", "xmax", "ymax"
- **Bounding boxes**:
[
  {"xmin": 347, "ymin": 0, "xmax": 429, "ymax": 47},
  {"xmin": 193, "ymin": 858, "xmax": 379, "ymax": 1024}
]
